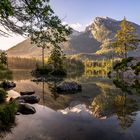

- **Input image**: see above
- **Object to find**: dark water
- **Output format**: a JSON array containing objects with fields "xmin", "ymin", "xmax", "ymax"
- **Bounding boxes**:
[{"xmin": 1, "ymin": 69, "xmax": 140, "ymax": 140}]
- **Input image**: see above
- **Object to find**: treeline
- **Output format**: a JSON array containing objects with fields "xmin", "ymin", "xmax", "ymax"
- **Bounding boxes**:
[
  {"xmin": 8, "ymin": 57, "xmax": 41, "ymax": 69},
  {"xmin": 66, "ymin": 58, "xmax": 85, "ymax": 72},
  {"xmin": 8, "ymin": 57, "xmax": 85, "ymax": 71}
]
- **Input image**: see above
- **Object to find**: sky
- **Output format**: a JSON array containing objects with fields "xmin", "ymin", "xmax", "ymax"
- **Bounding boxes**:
[{"xmin": 1, "ymin": 0, "xmax": 140, "ymax": 50}]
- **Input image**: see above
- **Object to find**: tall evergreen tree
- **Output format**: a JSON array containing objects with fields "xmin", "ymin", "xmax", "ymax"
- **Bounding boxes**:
[
  {"xmin": 47, "ymin": 46, "xmax": 66, "ymax": 71},
  {"xmin": 112, "ymin": 17, "xmax": 140, "ymax": 58}
]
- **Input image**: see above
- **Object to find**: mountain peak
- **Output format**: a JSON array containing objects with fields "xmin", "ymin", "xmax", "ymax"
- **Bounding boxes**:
[{"xmin": 94, "ymin": 16, "xmax": 117, "ymax": 22}]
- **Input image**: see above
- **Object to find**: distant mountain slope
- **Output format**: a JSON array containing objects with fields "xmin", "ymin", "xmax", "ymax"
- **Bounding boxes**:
[{"xmin": 7, "ymin": 17, "xmax": 140, "ymax": 59}]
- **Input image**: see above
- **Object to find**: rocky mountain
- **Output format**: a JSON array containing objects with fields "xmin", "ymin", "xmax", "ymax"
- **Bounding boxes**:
[{"xmin": 7, "ymin": 17, "xmax": 140, "ymax": 60}]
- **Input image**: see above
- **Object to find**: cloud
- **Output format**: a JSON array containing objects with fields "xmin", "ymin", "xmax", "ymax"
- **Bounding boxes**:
[
  {"xmin": 69, "ymin": 23, "xmax": 83, "ymax": 31},
  {"xmin": 62, "ymin": 22, "xmax": 84, "ymax": 31}
]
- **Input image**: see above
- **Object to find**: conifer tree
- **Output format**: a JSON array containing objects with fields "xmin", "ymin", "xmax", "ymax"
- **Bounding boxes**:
[{"xmin": 112, "ymin": 17, "xmax": 140, "ymax": 58}]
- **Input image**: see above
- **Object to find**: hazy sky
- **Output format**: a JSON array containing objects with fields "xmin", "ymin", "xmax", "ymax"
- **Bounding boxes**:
[{"xmin": 0, "ymin": 0, "xmax": 140, "ymax": 50}]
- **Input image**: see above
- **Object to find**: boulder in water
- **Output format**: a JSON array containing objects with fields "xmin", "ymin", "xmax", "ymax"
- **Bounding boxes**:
[
  {"xmin": 0, "ymin": 81, "xmax": 16, "ymax": 90},
  {"xmin": 18, "ymin": 103, "xmax": 36, "ymax": 115},
  {"xmin": 20, "ymin": 91, "xmax": 35, "ymax": 96},
  {"xmin": 56, "ymin": 81, "xmax": 82, "ymax": 93},
  {"xmin": 16, "ymin": 95, "xmax": 40, "ymax": 104}
]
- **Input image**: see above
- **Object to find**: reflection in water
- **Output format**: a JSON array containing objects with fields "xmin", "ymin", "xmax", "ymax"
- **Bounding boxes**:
[
  {"xmin": 0, "ymin": 71, "xmax": 13, "ymax": 80},
  {"xmin": 92, "ymin": 93, "xmax": 139, "ymax": 129},
  {"xmin": 2, "ymin": 69, "xmax": 140, "ymax": 140}
]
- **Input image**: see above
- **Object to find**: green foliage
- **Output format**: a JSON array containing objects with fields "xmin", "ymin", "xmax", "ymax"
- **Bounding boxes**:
[
  {"xmin": 50, "ymin": 69, "xmax": 67, "ymax": 76},
  {"xmin": 47, "ymin": 47, "xmax": 66, "ymax": 71},
  {"xmin": 0, "ymin": 88, "xmax": 7, "ymax": 102},
  {"xmin": 113, "ymin": 57, "xmax": 133, "ymax": 70},
  {"xmin": 0, "ymin": 51, "xmax": 7, "ymax": 65},
  {"xmin": 0, "ymin": 62, "xmax": 12, "ymax": 80},
  {"xmin": 112, "ymin": 17, "xmax": 139, "ymax": 58},
  {"xmin": 132, "ymin": 62, "xmax": 140, "ymax": 75},
  {"xmin": 0, "ymin": 102, "xmax": 17, "ymax": 125},
  {"xmin": 33, "ymin": 65, "xmax": 52, "ymax": 75},
  {"xmin": 0, "ymin": 0, "xmax": 72, "ymax": 38},
  {"xmin": 0, "ymin": 0, "xmax": 14, "ymax": 18},
  {"xmin": 33, "ymin": 63, "xmax": 67, "ymax": 76},
  {"xmin": 0, "ymin": 63, "xmax": 6, "ymax": 71},
  {"xmin": 0, "ymin": 70, "xmax": 12, "ymax": 80}
]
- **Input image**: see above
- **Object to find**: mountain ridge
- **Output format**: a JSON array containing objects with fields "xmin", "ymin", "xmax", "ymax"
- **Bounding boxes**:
[{"xmin": 7, "ymin": 16, "xmax": 140, "ymax": 60}]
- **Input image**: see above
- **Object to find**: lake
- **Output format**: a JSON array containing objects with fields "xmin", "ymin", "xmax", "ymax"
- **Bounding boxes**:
[{"xmin": 1, "ymin": 69, "xmax": 140, "ymax": 140}]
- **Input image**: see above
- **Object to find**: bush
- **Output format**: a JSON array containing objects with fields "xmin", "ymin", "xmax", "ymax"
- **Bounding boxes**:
[
  {"xmin": 113, "ymin": 57, "xmax": 134, "ymax": 70},
  {"xmin": 50, "ymin": 69, "xmax": 67, "ymax": 76},
  {"xmin": 33, "ymin": 64, "xmax": 67, "ymax": 77},
  {"xmin": 32, "ymin": 65, "xmax": 52, "ymax": 76},
  {"xmin": 0, "ymin": 102, "xmax": 17, "ymax": 125},
  {"xmin": 0, "ymin": 88, "xmax": 7, "ymax": 102}
]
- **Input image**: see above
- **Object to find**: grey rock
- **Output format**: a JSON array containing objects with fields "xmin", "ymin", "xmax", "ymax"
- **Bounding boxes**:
[
  {"xmin": 20, "ymin": 91, "xmax": 35, "ymax": 96},
  {"xmin": 122, "ymin": 69, "xmax": 136, "ymax": 79},
  {"xmin": 16, "ymin": 95, "xmax": 40, "ymax": 104},
  {"xmin": 18, "ymin": 103, "xmax": 36, "ymax": 115},
  {"xmin": 56, "ymin": 81, "xmax": 82, "ymax": 93}
]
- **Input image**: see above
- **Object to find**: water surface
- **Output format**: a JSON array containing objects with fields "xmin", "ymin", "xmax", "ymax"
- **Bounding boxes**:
[{"xmin": 1, "ymin": 69, "xmax": 140, "ymax": 140}]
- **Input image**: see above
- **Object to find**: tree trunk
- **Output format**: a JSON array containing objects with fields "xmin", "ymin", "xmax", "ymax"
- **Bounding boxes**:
[
  {"xmin": 124, "ymin": 44, "xmax": 127, "ymax": 58},
  {"xmin": 42, "ymin": 47, "xmax": 45, "ymax": 68}
]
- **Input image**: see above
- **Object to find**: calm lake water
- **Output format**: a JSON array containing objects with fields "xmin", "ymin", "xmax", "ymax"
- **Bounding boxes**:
[{"xmin": 1, "ymin": 69, "xmax": 140, "ymax": 140}]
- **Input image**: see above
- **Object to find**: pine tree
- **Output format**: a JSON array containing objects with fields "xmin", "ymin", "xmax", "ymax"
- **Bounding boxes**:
[
  {"xmin": 112, "ymin": 17, "xmax": 140, "ymax": 58},
  {"xmin": 47, "ymin": 46, "xmax": 66, "ymax": 71}
]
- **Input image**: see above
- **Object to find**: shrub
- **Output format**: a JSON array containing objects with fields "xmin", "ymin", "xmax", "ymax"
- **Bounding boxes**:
[
  {"xmin": 50, "ymin": 69, "xmax": 67, "ymax": 76},
  {"xmin": 0, "ymin": 88, "xmax": 7, "ymax": 102},
  {"xmin": 113, "ymin": 57, "xmax": 134, "ymax": 70},
  {"xmin": 33, "ymin": 64, "xmax": 67, "ymax": 76},
  {"xmin": 0, "ymin": 102, "xmax": 17, "ymax": 125},
  {"xmin": 32, "ymin": 65, "xmax": 52, "ymax": 76}
]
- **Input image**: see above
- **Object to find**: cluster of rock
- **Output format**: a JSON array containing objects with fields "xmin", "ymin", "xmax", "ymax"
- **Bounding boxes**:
[
  {"xmin": 9, "ymin": 80, "xmax": 82, "ymax": 115},
  {"xmin": 109, "ymin": 57, "xmax": 140, "ymax": 79},
  {"xmin": 15, "ymin": 91, "xmax": 40, "ymax": 115}
]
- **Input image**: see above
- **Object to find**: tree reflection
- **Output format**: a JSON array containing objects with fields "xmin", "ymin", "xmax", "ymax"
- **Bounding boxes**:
[
  {"xmin": 0, "ymin": 70, "xmax": 13, "ymax": 80},
  {"xmin": 92, "ymin": 89, "xmax": 139, "ymax": 129},
  {"xmin": 113, "ymin": 79, "xmax": 140, "ymax": 94}
]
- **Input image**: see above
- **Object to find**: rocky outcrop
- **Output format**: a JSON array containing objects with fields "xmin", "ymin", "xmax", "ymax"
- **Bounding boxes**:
[
  {"xmin": 122, "ymin": 67, "xmax": 136, "ymax": 79},
  {"xmin": 56, "ymin": 81, "xmax": 82, "ymax": 93},
  {"xmin": 109, "ymin": 57, "xmax": 140, "ymax": 79}
]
